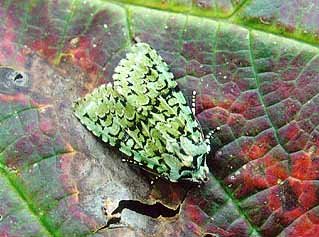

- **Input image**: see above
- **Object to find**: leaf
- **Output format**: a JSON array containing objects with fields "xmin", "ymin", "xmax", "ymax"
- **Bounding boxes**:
[{"xmin": 0, "ymin": 0, "xmax": 319, "ymax": 237}]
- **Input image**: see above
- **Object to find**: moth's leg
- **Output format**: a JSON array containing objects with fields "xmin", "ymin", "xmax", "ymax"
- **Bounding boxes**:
[
  {"xmin": 192, "ymin": 90, "xmax": 197, "ymax": 116},
  {"xmin": 205, "ymin": 126, "xmax": 221, "ymax": 145}
]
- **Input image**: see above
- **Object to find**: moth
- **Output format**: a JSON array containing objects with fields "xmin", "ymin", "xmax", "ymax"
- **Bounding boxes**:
[{"xmin": 73, "ymin": 43, "xmax": 216, "ymax": 183}]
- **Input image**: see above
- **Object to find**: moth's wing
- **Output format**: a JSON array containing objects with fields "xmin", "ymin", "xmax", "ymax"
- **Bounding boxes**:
[
  {"xmin": 73, "ymin": 83, "xmax": 133, "ymax": 146},
  {"xmin": 112, "ymin": 43, "xmax": 178, "ymax": 118},
  {"xmin": 148, "ymin": 91, "xmax": 210, "ymax": 181},
  {"xmin": 72, "ymin": 82, "xmax": 152, "ymax": 163}
]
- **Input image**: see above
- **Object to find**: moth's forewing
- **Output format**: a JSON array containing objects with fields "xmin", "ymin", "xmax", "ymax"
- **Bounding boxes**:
[{"xmin": 73, "ymin": 84, "xmax": 127, "ymax": 146}]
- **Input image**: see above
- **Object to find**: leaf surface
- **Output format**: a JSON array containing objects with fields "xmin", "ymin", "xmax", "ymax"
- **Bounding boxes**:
[{"xmin": 0, "ymin": 1, "xmax": 319, "ymax": 236}]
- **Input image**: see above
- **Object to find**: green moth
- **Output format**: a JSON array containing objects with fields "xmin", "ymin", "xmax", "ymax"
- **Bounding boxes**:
[{"xmin": 73, "ymin": 43, "xmax": 214, "ymax": 183}]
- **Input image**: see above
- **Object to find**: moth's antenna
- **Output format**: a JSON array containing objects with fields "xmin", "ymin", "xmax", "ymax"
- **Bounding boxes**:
[
  {"xmin": 192, "ymin": 90, "xmax": 196, "ymax": 116},
  {"xmin": 205, "ymin": 126, "xmax": 221, "ymax": 145}
]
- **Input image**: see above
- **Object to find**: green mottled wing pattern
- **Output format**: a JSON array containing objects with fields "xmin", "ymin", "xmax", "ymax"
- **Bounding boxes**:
[
  {"xmin": 73, "ymin": 43, "xmax": 210, "ymax": 183},
  {"xmin": 73, "ymin": 83, "xmax": 130, "ymax": 146}
]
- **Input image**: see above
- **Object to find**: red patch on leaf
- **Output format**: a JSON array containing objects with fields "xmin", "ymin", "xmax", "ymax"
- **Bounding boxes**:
[{"xmin": 30, "ymin": 35, "xmax": 59, "ymax": 60}]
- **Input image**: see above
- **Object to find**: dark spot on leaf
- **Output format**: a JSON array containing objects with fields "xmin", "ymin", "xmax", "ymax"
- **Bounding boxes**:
[
  {"xmin": 13, "ymin": 72, "xmax": 23, "ymax": 81},
  {"xmin": 0, "ymin": 67, "xmax": 30, "ymax": 94},
  {"xmin": 279, "ymin": 180, "xmax": 298, "ymax": 211}
]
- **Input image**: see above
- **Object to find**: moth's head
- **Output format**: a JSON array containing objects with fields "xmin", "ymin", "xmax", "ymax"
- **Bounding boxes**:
[
  {"xmin": 175, "ymin": 159, "xmax": 209, "ymax": 184},
  {"xmin": 191, "ymin": 149, "xmax": 210, "ymax": 184},
  {"xmin": 172, "ymin": 137, "xmax": 210, "ymax": 184},
  {"xmin": 191, "ymin": 163, "xmax": 210, "ymax": 183}
]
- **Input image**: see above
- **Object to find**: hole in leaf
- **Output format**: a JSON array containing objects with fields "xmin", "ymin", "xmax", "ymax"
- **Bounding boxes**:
[
  {"xmin": 113, "ymin": 200, "xmax": 180, "ymax": 218},
  {"xmin": 13, "ymin": 73, "xmax": 24, "ymax": 81},
  {"xmin": 11, "ymin": 71, "xmax": 28, "ymax": 86},
  {"xmin": 0, "ymin": 67, "xmax": 30, "ymax": 93},
  {"xmin": 96, "ymin": 200, "xmax": 180, "ymax": 232}
]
